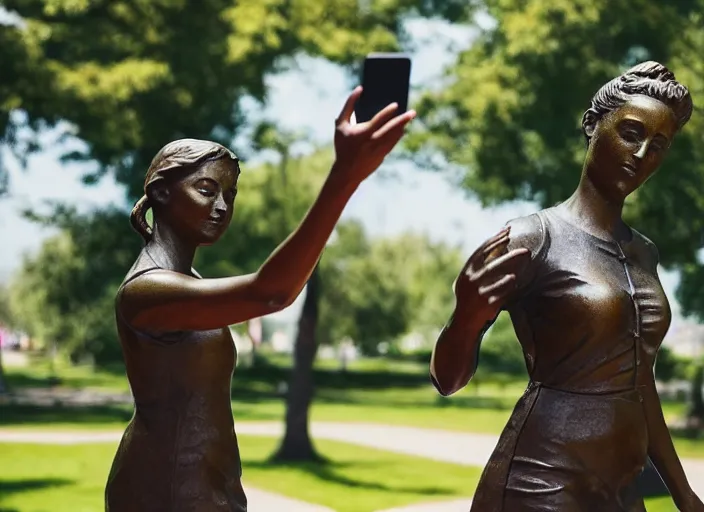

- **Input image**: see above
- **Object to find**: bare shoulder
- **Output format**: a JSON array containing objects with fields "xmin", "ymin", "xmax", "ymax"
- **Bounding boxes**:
[{"xmin": 118, "ymin": 269, "xmax": 196, "ymax": 319}]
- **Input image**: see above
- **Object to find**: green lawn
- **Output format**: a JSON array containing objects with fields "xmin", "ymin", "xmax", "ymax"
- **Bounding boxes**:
[
  {"xmin": 0, "ymin": 437, "xmax": 678, "ymax": 512},
  {"xmin": 4, "ymin": 356, "xmax": 704, "ymax": 459}
]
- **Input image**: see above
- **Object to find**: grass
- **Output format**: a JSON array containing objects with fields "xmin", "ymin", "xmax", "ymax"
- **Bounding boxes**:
[
  {"xmin": 0, "ymin": 437, "xmax": 678, "ymax": 512},
  {"xmin": 0, "ymin": 437, "xmax": 481, "ymax": 512},
  {"xmin": 6, "ymin": 357, "xmax": 704, "ymax": 451},
  {"xmin": 4, "ymin": 358, "xmax": 129, "ymax": 392},
  {"xmin": 4, "ymin": 355, "xmax": 704, "ymax": 459}
]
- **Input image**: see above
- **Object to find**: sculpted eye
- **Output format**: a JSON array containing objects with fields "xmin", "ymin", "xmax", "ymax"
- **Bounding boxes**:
[
  {"xmin": 618, "ymin": 120, "xmax": 645, "ymax": 144},
  {"xmin": 195, "ymin": 179, "xmax": 218, "ymax": 197},
  {"xmin": 650, "ymin": 137, "xmax": 669, "ymax": 154},
  {"xmin": 620, "ymin": 129, "xmax": 641, "ymax": 143}
]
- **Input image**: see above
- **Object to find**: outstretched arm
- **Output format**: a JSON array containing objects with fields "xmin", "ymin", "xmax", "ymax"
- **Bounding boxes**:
[
  {"xmin": 430, "ymin": 226, "xmax": 531, "ymax": 396},
  {"xmin": 122, "ymin": 88, "xmax": 416, "ymax": 332}
]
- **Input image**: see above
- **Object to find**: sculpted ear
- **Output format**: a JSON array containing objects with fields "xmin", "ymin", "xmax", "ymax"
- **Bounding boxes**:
[
  {"xmin": 148, "ymin": 181, "xmax": 170, "ymax": 206},
  {"xmin": 582, "ymin": 110, "xmax": 598, "ymax": 143}
]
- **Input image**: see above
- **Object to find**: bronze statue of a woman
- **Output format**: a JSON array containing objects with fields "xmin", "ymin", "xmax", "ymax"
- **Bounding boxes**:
[
  {"xmin": 430, "ymin": 62, "xmax": 703, "ymax": 511},
  {"xmin": 104, "ymin": 88, "xmax": 415, "ymax": 511}
]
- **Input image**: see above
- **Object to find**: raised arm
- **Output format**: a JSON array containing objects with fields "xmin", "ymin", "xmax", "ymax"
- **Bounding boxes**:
[
  {"xmin": 121, "ymin": 88, "xmax": 416, "ymax": 332},
  {"xmin": 430, "ymin": 226, "xmax": 532, "ymax": 396}
]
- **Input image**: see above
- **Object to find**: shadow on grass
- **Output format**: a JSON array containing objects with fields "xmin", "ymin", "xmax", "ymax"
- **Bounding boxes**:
[
  {"xmin": 0, "ymin": 403, "xmax": 133, "ymax": 427},
  {"xmin": 233, "ymin": 363, "xmax": 431, "ymax": 393},
  {"xmin": 247, "ymin": 459, "xmax": 453, "ymax": 496},
  {"xmin": 5, "ymin": 372, "xmax": 61, "ymax": 390},
  {"xmin": 5, "ymin": 360, "xmax": 128, "ymax": 390},
  {"xmin": 0, "ymin": 477, "xmax": 73, "ymax": 509}
]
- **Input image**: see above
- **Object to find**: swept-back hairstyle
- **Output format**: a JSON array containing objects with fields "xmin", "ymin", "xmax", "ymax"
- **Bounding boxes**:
[
  {"xmin": 582, "ymin": 61, "xmax": 693, "ymax": 143},
  {"xmin": 130, "ymin": 138, "xmax": 239, "ymax": 243}
]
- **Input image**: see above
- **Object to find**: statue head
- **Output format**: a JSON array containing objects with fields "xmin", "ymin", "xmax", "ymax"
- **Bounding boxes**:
[
  {"xmin": 581, "ymin": 61, "xmax": 693, "ymax": 200},
  {"xmin": 130, "ymin": 138, "xmax": 240, "ymax": 246}
]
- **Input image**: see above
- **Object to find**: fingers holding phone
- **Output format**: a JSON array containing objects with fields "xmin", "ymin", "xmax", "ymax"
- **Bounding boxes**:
[{"xmin": 333, "ymin": 88, "xmax": 415, "ymax": 183}]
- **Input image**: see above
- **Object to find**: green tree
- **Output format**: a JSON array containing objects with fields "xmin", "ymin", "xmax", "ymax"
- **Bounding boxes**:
[
  {"xmin": 477, "ymin": 311, "xmax": 525, "ymax": 377},
  {"xmin": 0, "ymin": 285, "xmax": 12, "ymax": 394},
  {"xmin": 8, "ymin": 207, "xmax": 141, "ymax": 365},
  {"xmin": 320, "ymin": 226, "xmax": 465, "ymax": 354},
  {"xmin": 1, "ymin": 0, "xmax": 472, "ymax": 197},
  {"xmin": 0, "ymin": 286, "xmax": 13, "ymax": 326}
]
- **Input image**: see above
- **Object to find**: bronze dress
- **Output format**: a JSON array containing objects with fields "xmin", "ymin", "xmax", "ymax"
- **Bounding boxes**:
[
  {"xmin": 105, "ymin": 253, "xmax": 247, "ymax": 511},
  {"xmin": 471, "ymin": 206, "xmax": 670, "ymax": 512}
]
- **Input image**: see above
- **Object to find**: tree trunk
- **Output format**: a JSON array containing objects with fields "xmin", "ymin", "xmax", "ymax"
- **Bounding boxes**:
[
  {"xmin": 686, "ymin": 362, "xmax": 704, "ymax": 429},
  {"xmin": 245, "ymin": 321, "xmax": 261, "ymax": 368},
  {"xmin": 272, "ymin": 266, "xmax": 324, "ymax": 462}
]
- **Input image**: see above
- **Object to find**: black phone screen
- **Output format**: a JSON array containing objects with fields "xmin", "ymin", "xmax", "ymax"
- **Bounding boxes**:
[{"xmin": 354, "ymin": 53, "xmax": 411, "ymax": 124}]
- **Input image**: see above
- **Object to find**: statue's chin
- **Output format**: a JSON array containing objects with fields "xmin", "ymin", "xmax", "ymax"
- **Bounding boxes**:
[{"xmin": 200, "ymin": 231, "xmax": 226, "ymax": 246}]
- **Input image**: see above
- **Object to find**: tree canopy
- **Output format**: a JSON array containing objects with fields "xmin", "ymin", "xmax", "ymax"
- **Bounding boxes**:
[{"xmin": 0, "ymin": 0, "xmax": 473, "ymax": 199}]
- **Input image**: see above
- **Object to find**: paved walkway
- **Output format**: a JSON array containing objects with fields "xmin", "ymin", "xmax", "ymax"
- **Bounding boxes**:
[
  {"xmin": 245, "ymin": 488, "xmax": 334, "ymax": 512},
  {"xmin": 375, "ymin": 498, "xmax": 472, "ymax": 512},
  {"xmin": 3, "ymin": 421, "xmax": 704, "ymax": 510}
]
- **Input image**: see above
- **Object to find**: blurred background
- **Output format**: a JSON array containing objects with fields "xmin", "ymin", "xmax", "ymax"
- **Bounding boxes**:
[{"xmin": 1, "ymin": 1, "xmax": 704, "ymax": 511}]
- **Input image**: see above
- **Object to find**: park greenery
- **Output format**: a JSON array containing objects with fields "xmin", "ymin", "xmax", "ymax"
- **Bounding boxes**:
[
  {"xmin": 0, "ymin": 357, "xmax": 693, "ymax": 511},
  {"xmin": 2, "ymin": 4, "xmax": 704, "ymax": 509}
]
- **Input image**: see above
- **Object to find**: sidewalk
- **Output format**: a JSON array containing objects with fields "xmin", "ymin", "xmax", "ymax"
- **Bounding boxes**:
[{"xmin": 245, "ymin": 488, "xmax": 334, "ymax": 512}]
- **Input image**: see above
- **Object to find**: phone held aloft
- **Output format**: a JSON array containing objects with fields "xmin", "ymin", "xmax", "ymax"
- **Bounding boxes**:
[{"xmin": 354, "ymin": 53, "xmax": 412, "ymax": 124}]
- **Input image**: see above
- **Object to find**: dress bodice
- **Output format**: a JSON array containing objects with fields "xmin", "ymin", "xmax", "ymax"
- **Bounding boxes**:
[{"xmin": 505, "ymin": 207, "xmax": 671, "ymax": 395}]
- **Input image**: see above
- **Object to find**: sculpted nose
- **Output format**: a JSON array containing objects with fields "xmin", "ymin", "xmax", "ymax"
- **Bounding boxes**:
[
  {"xmin": 214, "ymin": 194, "xmax": 227, "ymax": 214},
  {"xmin": 634, "ymin": 140, "xmax": 649, "ymax": 160}
]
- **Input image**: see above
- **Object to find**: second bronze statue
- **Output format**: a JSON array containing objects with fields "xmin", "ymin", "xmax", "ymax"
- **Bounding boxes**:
[
  {"xmin": 431, "ymin": 62, "xmax": 704, "ymax": 511},
  {"xmin": 104, "ymin": 89, "xmax": 416, "ymax": 511}
]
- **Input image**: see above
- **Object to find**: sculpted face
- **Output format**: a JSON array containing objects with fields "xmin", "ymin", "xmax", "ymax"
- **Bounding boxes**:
[
  {"xmin": 583, "ymin": 95, "xmax": 678, "ymax": 201},
  {"xmin": 152, "ymin": 158, "xmax": 240, "ymax": 246}
]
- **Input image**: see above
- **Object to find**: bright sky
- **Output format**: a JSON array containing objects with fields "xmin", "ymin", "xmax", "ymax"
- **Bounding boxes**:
[{"xmin": 0, "ymin": 17, "xmax": 683, "ymax": 326}]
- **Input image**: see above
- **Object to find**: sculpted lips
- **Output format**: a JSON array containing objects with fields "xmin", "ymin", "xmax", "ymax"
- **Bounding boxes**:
[
  {"xmin": 621, "ymin": 161, "xmax": 638, "ymax": 177},
  {"xmin": 207, "ymin": 214, "xmax": 225, "ymax": 226}
]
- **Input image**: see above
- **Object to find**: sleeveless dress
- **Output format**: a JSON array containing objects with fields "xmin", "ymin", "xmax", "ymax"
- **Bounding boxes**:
[
  {"xmin": 470, "ymin": 206, "xmax": 671, "ymax": 512},
  {"xmin": 105, "ymin": 253, "xmax": 247, "ymax": 511}
]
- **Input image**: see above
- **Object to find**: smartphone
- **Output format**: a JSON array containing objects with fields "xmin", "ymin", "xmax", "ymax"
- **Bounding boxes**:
[{"xmin": 354, "ymin": 53, "xmax": 412, "ymax": 124}]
